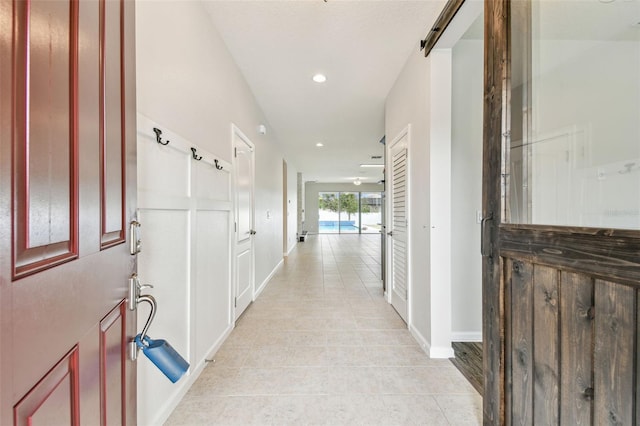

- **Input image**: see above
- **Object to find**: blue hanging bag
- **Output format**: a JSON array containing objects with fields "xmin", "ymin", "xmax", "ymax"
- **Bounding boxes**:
[{"xmin": 135, "ymin": 334, "xmax": 189, "ymax": 383}]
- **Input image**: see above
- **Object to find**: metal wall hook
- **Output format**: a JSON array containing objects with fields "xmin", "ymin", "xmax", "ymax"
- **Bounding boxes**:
[
  {"xmin": 214, "ymin": 159, "xmax": 223, "ymax": 170},
  {"xmin": 619, "ymin": 162, "xmax": 636, "ymax": 174},
  {"xmin": 191, "ymin": 147, "xmax": 203, "ymax": 161},
  {"xmin": 153, "ymin": 127, "xmax": 170, "ymax": 145}
]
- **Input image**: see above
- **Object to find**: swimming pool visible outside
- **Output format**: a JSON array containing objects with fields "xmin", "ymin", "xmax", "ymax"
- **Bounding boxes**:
[{"xmin": 318, "ymin": 221, "xmax": 380, "ymax": 234}]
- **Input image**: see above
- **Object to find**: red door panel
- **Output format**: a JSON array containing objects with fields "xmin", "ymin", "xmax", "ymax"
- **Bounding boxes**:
[
  {"xmin": 100, "ymin": 0, "xmax": 126, "ymax": 249},
  {"xmin": 12, "ymin": 0, "xmax": 79, "ymax": 278},
  {"xmin": 0, "ymin": 0, "xmax": 137, "ymax": 424},
  {"xmin": 13, "ymin": 347, "xmax": 80, "ymax": 426}
]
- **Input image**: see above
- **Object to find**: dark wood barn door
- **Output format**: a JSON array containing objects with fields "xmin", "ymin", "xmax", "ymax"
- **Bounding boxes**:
[
  {"xmin": 483, "ymin": 0, "xmax": 640, "ymax": 424},
  {"xmin": 0, "ymin": 0, "xmax": 137, "ymax": 424}
]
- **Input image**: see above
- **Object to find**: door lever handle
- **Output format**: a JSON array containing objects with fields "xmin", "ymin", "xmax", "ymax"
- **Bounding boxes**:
[
  {"xmin": 387, "ymin": 231, "xmax": 393, "ymax": 237},
  {"xmin": 480, "ymin": 212, "xmax": 494, "ymax": 257},
  {"xmin": 128, "ymin": 274, "xmax": 154, "ymax": 311}
]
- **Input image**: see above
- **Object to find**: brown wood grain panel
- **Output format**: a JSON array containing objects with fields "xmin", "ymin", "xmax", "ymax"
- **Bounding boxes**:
[
  {"xmin": 100, "ymin": 302, "xmax": 126, "ymax": 426},
  {"xmin": 13, "ymin": 346, "xmax": 80, "ymax": 426},
  {"xmin": 504, "ymin": 258, "xmax": 513, "ymax": 426},
  {"xmin": 532, "ymin": 265, "xmax": 559, "ymax": 425},
  {"xmin": 637, "ymin": 288, "xmax": 640, "ymax": 426},
  {"xmin": 12, "ymin": 0, "xmax": 79, "ymax": 279},
  {"xmin": 483, "ymin": 0, "xmax": 509, "ymax": 423},
  {"xmin": 499, "ymin": 225, "xmax": 640, "ymax": 285},
  {"xmin": 510, "ymin": 259, "xmax": 533, "ymax": 426},
  {"xmin": 594, "ymin": 280, "xmax": 635, "ymax": 425},
  {"xmin": 560, "ymin": 272, "xmax": 594, "ymax": 426},
  {"xmin": 100, "ymin": 0, "xmax": 126, "ymax": 249}
]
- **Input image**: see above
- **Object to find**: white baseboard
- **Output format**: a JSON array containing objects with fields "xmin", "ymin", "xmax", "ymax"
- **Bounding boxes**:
[
  {"xmin": 409, "ymin": 325, "xmax": 453, "ymax": 358},
  {"xmin": 254, "ymin": 258, "xmax": 284, "ymax": 299},
  {"xmin": 429, "ymin": 346, "xmax": 455, "ymax": 359},
  {"xmin": 286, "ymin": 242, "xmax": 296, "ymax": 256},
  {"xmin": 151, "ymin": 324, "xmax": 234, "ymax": 425},
  {"xmin": 409, "ymin": 325, "xmax": 455, "ymax": 359},
  {"xmin": 451, "ymin": 331, "xmax": 482, "ymax": 342}
]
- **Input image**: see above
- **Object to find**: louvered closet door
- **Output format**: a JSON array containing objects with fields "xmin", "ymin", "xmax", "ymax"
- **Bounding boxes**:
[{"xmin": 389, "ymin": 129, "xmax": 409, "ymax": 323}]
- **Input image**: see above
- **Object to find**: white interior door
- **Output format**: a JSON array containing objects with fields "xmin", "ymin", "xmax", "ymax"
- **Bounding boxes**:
[
  {"xmin": 233, "ymin": 125, "xmax": 255, "ymax": 320},
  {"xmin": 388, "ymin": 128, "xmax": 409, "ymax": 322}
]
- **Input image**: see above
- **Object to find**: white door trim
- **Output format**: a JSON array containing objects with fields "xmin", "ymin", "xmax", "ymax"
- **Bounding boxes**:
[
  {"xmin": 231, "ymin": 123, "xmax": 255, "ymax": 320},
  {"xmin": 386, "ymin": 124, "xmax": 411, "ymax": 326}
]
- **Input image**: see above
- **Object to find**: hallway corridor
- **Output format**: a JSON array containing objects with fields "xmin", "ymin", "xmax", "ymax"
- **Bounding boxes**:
[{"xmin": 166, "ymin": 235, "xmax": 481, "ymax": 425}]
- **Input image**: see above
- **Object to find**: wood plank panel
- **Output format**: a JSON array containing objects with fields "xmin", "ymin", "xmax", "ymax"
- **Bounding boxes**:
[
  {"xmin": 482, "ymin": 0, "xmax": 508, "ymax": 423},
  {"xmin": 510, "ymin": 259, "xmax": 533, "ymax": 426},
  {"xmin": 637, "ymin": 288, "xmax": 640, "ymax": 426},
  {"xmin": 560, "ymin": 272, "xmax": 594, "ymax": 426},
  {"xmin": 499, "ymin": 225, "xmax": 640, "ymax": 285},
  {"xmin": 594, "ymin": 280, "xmax": 635, "ymax": 425},
  {"xmin": 532, "ymin": 265, "xmax": 559, "ymax": 424},
  {"xmin": 12, "ymin": 0, "xmax": 79, "ymax": 278},
  {"xmin": 504, "ymin": 259, "xmax": 513, "ymax": 426}
]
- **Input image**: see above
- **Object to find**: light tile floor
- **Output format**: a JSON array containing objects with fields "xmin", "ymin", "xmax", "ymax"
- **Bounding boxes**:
[{"xmin": 166, "ymin": 234, "xmax": 482, "ymax": 425}]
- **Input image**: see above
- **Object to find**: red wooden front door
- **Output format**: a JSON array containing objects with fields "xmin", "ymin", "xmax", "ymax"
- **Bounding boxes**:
[{"xmin": 0, "ymin": 0, "xmax": 137, "ymax": 424}]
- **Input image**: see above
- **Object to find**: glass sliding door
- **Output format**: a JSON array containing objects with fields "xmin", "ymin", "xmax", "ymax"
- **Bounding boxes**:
[
  {"xmin": 318, "ymin": 191, "xmax": 383, "ymax": 234},
  {"xmin": 318, "ymin": 192, "xmax": 340, "ymax": 233},
  {"xmin": 338, "ymin": 192, "xmax": 360, "ymax": 233},
  {"xmin": 360, "ymin": 192, "xmax": 382, "ymax": 234}
]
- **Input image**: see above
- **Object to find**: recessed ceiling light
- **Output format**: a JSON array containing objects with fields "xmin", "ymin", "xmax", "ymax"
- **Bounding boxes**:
[
  {"xmin": 312, "ymin": 73, "xmax": 327, "ymax": 83},
  {"xmin": 316, "ymin": 142, "xmax": 324, "ymax": 147},
  {"xmin": 354, "ymin": 178, "xmax": 362, "ymax": 186},
  {"xmin": 360, "ymin": 164, "xmax": 384, "ymax": 168}
]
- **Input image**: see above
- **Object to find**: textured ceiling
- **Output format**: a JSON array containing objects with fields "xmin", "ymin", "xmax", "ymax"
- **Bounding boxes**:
[{"xmin": 203, "ymin": 0, "xmax": 446, "ymax": 183}]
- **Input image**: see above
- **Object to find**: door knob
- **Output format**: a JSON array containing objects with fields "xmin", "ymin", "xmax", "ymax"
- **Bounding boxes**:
[{"xmin": 387, "ymin": 231, "xmax": 393, "ymax": 236}]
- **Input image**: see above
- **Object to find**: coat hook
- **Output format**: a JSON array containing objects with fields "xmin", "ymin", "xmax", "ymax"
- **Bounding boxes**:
[
  {"xmin": 191, "ymin": 147, "xmax": 203, "ymax": 161},
  {"xmin": 214, "ymin": 159, "xmax": 223, "ymax": 170},
  {"xmin": 153, "ymin": 127, "xmax": 170, "ymax": 145},
  {"xmin": 619, "ymin": 162, "xmax": 636, "ymax": 174}
]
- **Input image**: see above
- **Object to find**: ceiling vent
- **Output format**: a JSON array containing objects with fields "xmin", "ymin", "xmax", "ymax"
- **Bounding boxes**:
[{"xmin": 370, "ymin": 155, "xmax": 382, "ymax": 160}]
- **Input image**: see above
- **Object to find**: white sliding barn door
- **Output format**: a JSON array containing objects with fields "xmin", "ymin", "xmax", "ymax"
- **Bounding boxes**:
[
  {"xmin": 232, "ymin": 125, "xmax": 256, "ymax": 320},
  {"xmin": 388, "ymin": 127, "xmax": 410, "ymax": 323},
  {"xmin": 136, "ymin": 115, "xmax": 233, "ymax": 425}
]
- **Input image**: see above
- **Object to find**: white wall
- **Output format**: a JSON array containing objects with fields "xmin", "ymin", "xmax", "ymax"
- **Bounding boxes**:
[
  {"xmin": 385, "ymin": 43, "xmax": 455, "ymax": 358},
  {"xmin": 428, "ymin": 50, "xmax": 453, "ymax": 357},
  {"xmin": 385, "ymin": 44, "xmax": 435, "ymax": 354},
  {"xmin": 451, "ymin": 40, "xmax": 483, "ymax": 340},
  {"xmin": 136, "ymin": 1, "xmax": 291, "ymax": 423},
  {"xmin": 304, "ymin": 182, "xmax": 384, "ymax": 234},
  {"xmin": 137, "ymin": 1, "xmax": 287, "ymax": 292}
]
